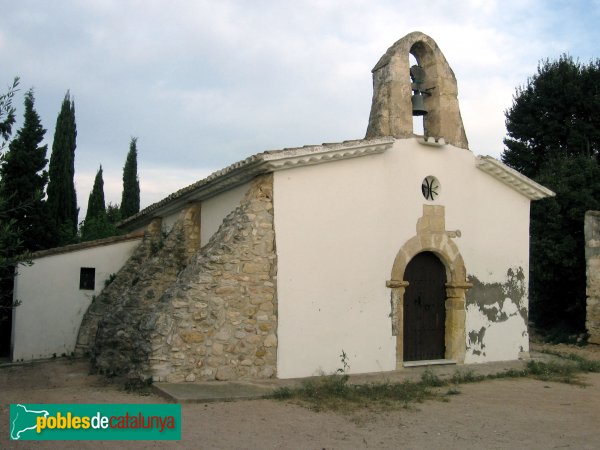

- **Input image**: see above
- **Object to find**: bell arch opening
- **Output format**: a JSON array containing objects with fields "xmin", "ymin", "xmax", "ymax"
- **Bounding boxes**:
[
  {"xmin": 409, "ymin": 40, "xmax": 439, "ymax": 138},
  {"xmin": 366, "ymin": 31, "xmax": 469, "ymax": 149},
  {"xmin": 409, "ymin": 53, "xmax": 424, "ymax": 135}
]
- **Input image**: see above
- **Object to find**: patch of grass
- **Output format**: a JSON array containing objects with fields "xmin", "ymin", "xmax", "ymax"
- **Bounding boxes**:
[
  {"xmin": 562, "ymin": 353, "xmax": 600, "ymax": 372},
  {"xmin": 450, "ymin": 369, "xmax": 484, "ymax": 384},
  {"xmin": 269, "ymin": 353, "xmax": 600, "ymax": 412},
  {"xmin": 445, "ymin": 387, "xmax": 461, "ymax": 396},
  {"xmin": 269, "ymin": 373, "xmax": 442, "ymax": 412},
  {"xmin": 420, "ymin": 369, "xmax": 445, "ymax": 387},
  {"xmin": 525, "ymin": 360, "xmax": 579, "ymax": 384}
]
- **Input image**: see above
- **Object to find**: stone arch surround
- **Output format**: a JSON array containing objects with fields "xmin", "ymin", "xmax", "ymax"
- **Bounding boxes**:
[{"xmin": 387, "ymin": 205, "xmax": 471, "ymax": 367}]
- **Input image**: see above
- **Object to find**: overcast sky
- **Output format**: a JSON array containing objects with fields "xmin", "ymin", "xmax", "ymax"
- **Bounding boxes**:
[{"xmin": 2, "ymin": 0, "xmax": 600, "ymax": 219}]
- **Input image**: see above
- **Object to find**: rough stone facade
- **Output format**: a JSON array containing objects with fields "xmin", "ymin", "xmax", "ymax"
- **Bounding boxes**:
[
  {"xmin": 75, "ymin": 175, "xmax": 277, "ymax": 382},
  {"xmin": 586, "ymin": 211, "xmax": 600, "ymax": 344},
  {"xmin": 365, "ymin": 31, "xmax": 469, "ymax": 150}
]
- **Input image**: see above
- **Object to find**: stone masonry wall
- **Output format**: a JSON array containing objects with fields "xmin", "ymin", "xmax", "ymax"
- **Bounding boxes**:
[
  {"xmin": 74, "ymin": 217, "xmax": 164, "ymax": 357},
  {"xmin": 586, "ymin": 211, "xmax": 600, "ymax": 344},
  {"xmin": 149, "ymin": 175, "xmax": 277, "ymax": 382},
  {"xmin": 75, "ymin": 175, "xmax": 277, "ymax": 382},
  {"xmin": 75, "ymin": 204, "xmax": 200, "ymax": 375}
]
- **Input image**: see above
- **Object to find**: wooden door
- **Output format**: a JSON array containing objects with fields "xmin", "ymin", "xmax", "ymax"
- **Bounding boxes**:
[{"xmin": 403, "ymin": 252, "xmax": 446, "ymax": 361}]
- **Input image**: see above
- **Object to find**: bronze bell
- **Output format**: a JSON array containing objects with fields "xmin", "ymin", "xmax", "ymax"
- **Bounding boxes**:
[{"xmin": 412, "ymin": 91, "xmax": 427, "ymax": 116}]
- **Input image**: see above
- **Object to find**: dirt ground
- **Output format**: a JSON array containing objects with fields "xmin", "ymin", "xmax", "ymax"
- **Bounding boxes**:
[{"xmin": 2, "ymin": 345, "xmax": 600, "ymax": 449}]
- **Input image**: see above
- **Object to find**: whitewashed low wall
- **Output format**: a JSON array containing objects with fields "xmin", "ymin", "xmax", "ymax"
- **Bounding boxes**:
[{"xmin": 11, "ymin": 236, "xmax": 142, "ymax": 361}]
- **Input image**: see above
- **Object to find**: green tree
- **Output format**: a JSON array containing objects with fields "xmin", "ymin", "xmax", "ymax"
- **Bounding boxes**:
[
  {"xmin": 502, "ymin": 55, "xmax": 600, "ymax": 334},
  {"xmin": 0, "ymin": 78, "xmax": 19, "ymax": 151},
  {"xmin": 85, "ymin": 165, "xmax": 106, "ymax": 221},
  {"xmin": 106, "ymin": 202, "xmax": 121, "ymax": 224},
  {"xmin": 0, "ymin": 89, "xmax": 51, "ymax": 251},
  {"xmin": 0, "ymin": 77, "xmax": 23, "ymax": 274},
  {"xmin": 120, "ymin": 137, "xmax": 140, "ymax": 219},
  {"xmin": 529, "ymin": 156, "xmax": 600, "ymax": 331},
  {"xmin": 46, "ymin": 91, "xmax": 78, "ymax": 244},
  {"xmin": 80, "ymin": 166, "xmax": 120, "ymax": 242},
  {"xmin": 503, "ymin": 55, "xmax": 600, "ymax": 178},
  {"xmin": 0, "ymin": 77, "xmax": 29, "ymax": 355}
]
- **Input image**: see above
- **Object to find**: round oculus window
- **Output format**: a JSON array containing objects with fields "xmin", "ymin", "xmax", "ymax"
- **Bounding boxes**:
[{"xmin": 421, "ymin": 176, "xmax": 440, "ymax": 201}]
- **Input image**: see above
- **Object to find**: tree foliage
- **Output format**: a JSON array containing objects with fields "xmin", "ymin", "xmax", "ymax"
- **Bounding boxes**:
[
  {"xmin": 0, "ymin": 89, "xmax": 51, "ymax": 251},
  {"xmin": 503, "ymin": 55, "xmax": 600, "ymax": 178},
  {"xmin": 0, "ymin": 77, "xmax": 30, "ymax": 352},
  {"xmin": 85, "ymin": 165, "xmax": 106, "ymax": 221},
  {"xmin": 106, "ymin": 202, "xmax": 121, "ymax": 224},
  {"xmin": 46, "ymin": 91, "xmax": 78, "ymax": 244},
  {"xmin": 120, "ymin": 137, "xmax": 140, "ymax": 219},
  {"xmin": 0, "ymin": 78, "xmax": 19, "ymax": 150},
  {"xmin": 80, "ymin": 166, "xmax": 120, "ymax": 242},
  {"xmin": 529, "ymin": 156, "xmax": 600, "ymax": 330},
  {"xmin": 502, "ymin": 55, "xmax": 600, "ymax": 333},
  {"xmin": 0, "ymin": 77, "xmax": 25, "ymax": 274}
]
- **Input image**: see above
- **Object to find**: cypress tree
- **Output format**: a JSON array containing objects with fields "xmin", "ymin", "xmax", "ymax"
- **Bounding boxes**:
[
  {"xmin": 46, "ymin": 91, "xmax": 78, "ymax": 244},
  {"xmin": 81, "ymin": 166, "xmax": 119, "ymax": 242},
  {"xmin": 0, "ymin": 89, "xmax": 51, "ymax": 251},
  {"xmin": 85, "ymin": 165, "xmax": 106, "ymax": 222},
  {"xmin": 120, "ymin": 137, "xmax": 140, "ymax": 219}
]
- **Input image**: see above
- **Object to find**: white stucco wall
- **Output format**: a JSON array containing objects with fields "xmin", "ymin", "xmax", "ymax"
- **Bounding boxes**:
[
  {"xmin": 11, "ymin": 238, "xmax": 142, "ymax": 361},
  {"xmin": 200, "ymin": 182, "xmax": 251, "ymax": 244},
  {"xmin": 273, "ymin": 138, "xmax": 531, "ymax": 378},
  {"xmin": 162, "ymin": 211, "xmax": 181, "ymax": 232}
]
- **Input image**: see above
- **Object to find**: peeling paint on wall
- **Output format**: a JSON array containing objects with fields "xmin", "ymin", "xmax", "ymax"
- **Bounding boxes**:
[
  {"xmin": 468, "ymin": 327, "xmax": 486, "ymax": 356},
  {"xmin": 465, "ymin": 267, "xmax": 528, "ymax": 362}
]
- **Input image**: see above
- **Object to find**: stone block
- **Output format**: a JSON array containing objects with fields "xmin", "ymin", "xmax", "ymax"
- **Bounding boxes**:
[
  {"xmin": 264, "ymin": 334, "xmax": 277, "ymax": 347},
  {"xmin": 243, "ymin": 262, "xmax": 269, "ymax": 274},
  {"xmin": 212, "ymin": 343, "xmax": 224, "ymax": 355},
  {"xmin": 185, "ymin": 373, "xmax": 196, "ymax": 382},
  {"xmin": 215, "ymin": 366, "xmax": 235, "ymax": 381},
  {"xmin": 180, "ymin": 331, "xmax": 205, "ymax": 344}
]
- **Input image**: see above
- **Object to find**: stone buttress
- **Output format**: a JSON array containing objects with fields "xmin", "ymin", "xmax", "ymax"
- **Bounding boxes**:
[{"xmin": 75, "ymin": 175, "xmax": 277, "ymax": 382}]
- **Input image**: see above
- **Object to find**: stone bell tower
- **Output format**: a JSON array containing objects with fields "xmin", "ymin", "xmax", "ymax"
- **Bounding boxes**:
[{"xmin": 365, "ymin": 31, "xmax": 469, "ymax": 150}]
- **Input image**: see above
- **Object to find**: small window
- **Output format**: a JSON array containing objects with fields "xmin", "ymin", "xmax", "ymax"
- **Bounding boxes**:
[
  {"xmin": 80, "ymin": 267, "xmax": 96, "ymax": 290},
  {"xmin": 421, "ymin": 175, "xmax": 441, "ymax": 201}
]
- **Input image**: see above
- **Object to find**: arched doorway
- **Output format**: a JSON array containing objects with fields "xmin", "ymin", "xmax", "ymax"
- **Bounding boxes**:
[
  {"xmin": 387, "ymin": 205, "xmax": 471, "ymax": 368},
  {"xmin": 403, "ymin": 252, "xmax": 446, "ymax": 361}
]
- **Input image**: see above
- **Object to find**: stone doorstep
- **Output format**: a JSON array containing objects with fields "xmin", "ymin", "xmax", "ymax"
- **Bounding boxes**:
[{"xmin": 403, "ymin": 359, "xmax": 456, "ymax": 368}]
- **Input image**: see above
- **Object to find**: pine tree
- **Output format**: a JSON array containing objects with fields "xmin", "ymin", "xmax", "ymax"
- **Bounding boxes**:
[
  {"xmin": 0, "ymin": 89, "xmax": 51, "ymax": 251},
  {"xmin": 46, "ymin": 91, "xmax": 78, "ymax": 244},
  {"xmin": 81, "ymin": 166, "xmax": 120, "ymax": 242},
  {"xmin": 120, "ymin": 137, "xmax": 140, "ymax": 219}
]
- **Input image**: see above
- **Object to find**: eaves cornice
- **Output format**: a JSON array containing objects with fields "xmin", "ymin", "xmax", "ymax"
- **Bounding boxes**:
[{"xmin": 476, "ymin": 156, "xmax": 555, "ymax": 200}]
